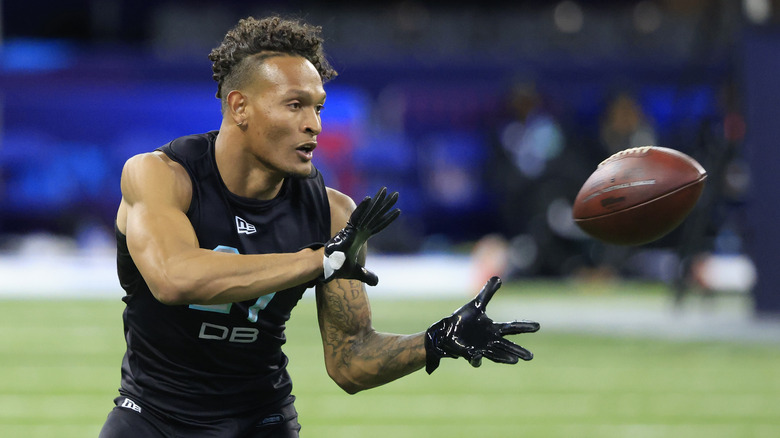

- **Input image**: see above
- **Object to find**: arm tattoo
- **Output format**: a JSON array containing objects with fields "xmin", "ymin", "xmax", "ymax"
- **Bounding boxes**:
[
  {"xmin": 319, "ymin": 279, "xmax": 370, "ymax": 367},
  {"xmin": 318, "ymin": 279, "xmax": 425, "ymax": 386}
]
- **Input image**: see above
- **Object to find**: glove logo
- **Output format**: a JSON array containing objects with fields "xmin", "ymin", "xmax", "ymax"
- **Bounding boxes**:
[{"xmin": 235, "ymin": 216, "xmax": 257, "ymax": 235}]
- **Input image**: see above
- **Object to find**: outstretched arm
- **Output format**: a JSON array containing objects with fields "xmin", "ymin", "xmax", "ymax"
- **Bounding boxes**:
[
  {"xmin": 316, "ymin": 278, "xmax": 426, "ymax": 394},
  {"xmin": 316, "ymin": 188, "xmax": 425, "ymax": 393},
  {"xmin": 316, "ymin": 188, "xmax": 540, "ymax": 393}
]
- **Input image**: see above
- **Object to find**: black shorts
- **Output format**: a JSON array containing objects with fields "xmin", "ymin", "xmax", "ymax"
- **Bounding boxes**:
[{"xmin": 99, "ymin": 395, "xmax": 301, "ymax": 438}]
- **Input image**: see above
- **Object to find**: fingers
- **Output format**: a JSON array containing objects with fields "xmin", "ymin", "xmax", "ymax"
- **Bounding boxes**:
[
  {"xmin": 482, "ymin": 348, "xmax": 519, "ymax": 365},
  {"xmin": 493, "ymin": 338, "xmax": 534, "ymax": 361},
  {"xmin": 349, "ymin": 196, "xmax": 371, "ymax": 225},
  {"xmin": 492, "ymin": 321, "xmax": 538, "ymax": 362},
  {"xmin": 474, "ymin": 276, "xmax": 502, "ymax": 310},
  {"xmin": 500, "ymin": 339, "xmax": 534, "ymax": 360},
  {"xmin": 368, "ymin": 191, "xmax": 399, "ymax": 230},
  {"xmin": 496, "ymin": 320, "xmax": 541, "ymax": 335},
  {"xmin": 373, "ymin": 186, "xmax": 388, "ymax": 200},
  {"xmin": 373, "ymin": 189, "xmax": 398, "ymax": 218},
  {"xmin": 360, "ymin": 187, "xmax": 387, "ymax": 227},
  {"xmin": 350, "ymin": 187, "xmax": 387, "ymax": 227},
  {"xmin": 365, "ymin": 189, "xmax": 400, "ymax": 233},
  {"xmin": 470, "ymin": 339, "xmax": 534, "ymax": 366},
  {"xmin": 350, "ymin": 188, "xmax": 400, "ymax": 234},
  {"xmin": 370, "ymin": 207, "xmax": 401, "ymax": 235},
  {"xmin": 355, "ymin": 264, "xmax": 379, "ymax": 287}
]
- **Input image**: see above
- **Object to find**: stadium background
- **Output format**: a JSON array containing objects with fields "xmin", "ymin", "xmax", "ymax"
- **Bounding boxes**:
[{"xmin": 0, "ymin": 1, "xmax": 779, "ymax": 437}]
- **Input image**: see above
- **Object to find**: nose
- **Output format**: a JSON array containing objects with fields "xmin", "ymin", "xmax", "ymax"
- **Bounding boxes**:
[{"xmin": 303, "ymin": 108, "xmax": 322, "ymax": 136}]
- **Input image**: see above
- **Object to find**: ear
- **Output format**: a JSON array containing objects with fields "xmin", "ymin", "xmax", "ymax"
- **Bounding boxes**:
[{"xmin": 226, "ymin": 90, "xmax": 247, "ymax": 126}]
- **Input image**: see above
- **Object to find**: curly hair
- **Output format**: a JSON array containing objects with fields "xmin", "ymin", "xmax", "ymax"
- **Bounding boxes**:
[{"xmin": 208, "ymin": 16, "xmax": 337, "ymax": 104}]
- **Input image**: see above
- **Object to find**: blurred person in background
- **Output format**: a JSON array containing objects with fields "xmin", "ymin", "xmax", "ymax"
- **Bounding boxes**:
[
  {"xmin": 100, "ymin": 15, "xmax": 539, "ymax": 438},
  {"xmin": 599, "ymin": 90, "xmax": 657, "ymax": 155},
  {"xmin": 487, "ymin": 80, "xmax": 592, "ymax": 278}
]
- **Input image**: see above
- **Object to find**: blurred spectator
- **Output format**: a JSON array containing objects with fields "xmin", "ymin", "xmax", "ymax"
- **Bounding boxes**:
[
  {"xmin": 499, "ymin": 81, "xmax": 566, "ymax": 180},
  {"xmin": 599, "ymin": 91, "xmax": 658, "ymax": 154},
  {"xmin": 471, "ymin": 233, "xmax": 510, "ymax": 290},
  {"xmin": 490, "ymin": 81, "xmax": 565, "ymax": 237},
  {"xmin": 487, "ymin": 80, "xmax": 591, "ymax": 278},
  {"xmin": 672, "ymin": 78, "xmax": 753, "ymax": 303}
]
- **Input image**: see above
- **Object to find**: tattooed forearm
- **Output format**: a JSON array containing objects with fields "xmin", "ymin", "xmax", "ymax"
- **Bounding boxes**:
[
  {"xmin": 317, "ymin": 279, "xmax": 427, "ymax": 392},
  {"xmin": 354, "ymin": 331, "xmax": 426, "ymax": 376},
  {"xmin": 318, "ymin": 280, "xmax": 367, "ymax": 367},
  {"xmin": 320, "ymin": 279, "xmax": 368, "ymax": 336}
]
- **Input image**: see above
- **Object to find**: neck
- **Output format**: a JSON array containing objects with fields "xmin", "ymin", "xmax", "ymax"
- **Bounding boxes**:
[{"xmin": 214, "ymin": 127, "xmax": 284, "ymax": 201}]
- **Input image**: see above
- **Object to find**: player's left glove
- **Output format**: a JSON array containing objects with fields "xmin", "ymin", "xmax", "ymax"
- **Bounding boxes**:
[
  {"xmin": 322, "ymin": 187, "xmax": 400, "ymax": 286},
  {"xmin": 424, "ymin": 276, "xmax": 540, "ymax": 374}
]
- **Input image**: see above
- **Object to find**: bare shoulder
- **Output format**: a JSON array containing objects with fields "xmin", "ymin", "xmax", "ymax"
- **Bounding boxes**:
[
  {"xmin": 122, "ymin": 151, "xmax": 185, "ymax": 181},
  {"xmin": 117, "ymin": 151, "xmax": 192, "ymax": 233},
  {"xmin": 326, "ymin": 187, "xmax": 357, "ymax": 232},
  {"xmin": 121, "ymin": 152, "xmax": 191, "ymax": 206}
]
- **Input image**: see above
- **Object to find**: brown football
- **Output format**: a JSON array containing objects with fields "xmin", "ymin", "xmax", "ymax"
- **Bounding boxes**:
[{"xmin": 572, "ymin": 146, "xmax": 707, "ymax": 246}]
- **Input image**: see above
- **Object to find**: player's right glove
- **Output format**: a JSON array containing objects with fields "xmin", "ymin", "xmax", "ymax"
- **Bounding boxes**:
[
  {"xmin": 424, "ymin": 276, "xmax": 540, "ymax": 374},
  {"xmin": 321, "ymin": 187, "xmax": 400, "ymax": 286}
]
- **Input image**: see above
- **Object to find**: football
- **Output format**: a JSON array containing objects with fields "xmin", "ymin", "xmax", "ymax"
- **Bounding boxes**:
[{"xmin": 572, "ymin": 146, "xmax": 707, "ymax": 246}]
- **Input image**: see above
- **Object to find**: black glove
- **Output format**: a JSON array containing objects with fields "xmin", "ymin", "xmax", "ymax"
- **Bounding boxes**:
[
  {"xmin": 322, "ymin": 187, "xmax": 400, "ymax": 286},
  {"xmin": 424, "ymin": 276, "xmax": 540, "ymax": 374}
]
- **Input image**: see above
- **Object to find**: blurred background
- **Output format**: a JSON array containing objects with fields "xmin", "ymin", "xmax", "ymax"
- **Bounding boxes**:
[{"xmin": 0, "ymin": 0, "xmax": 778, "ymax": 314}]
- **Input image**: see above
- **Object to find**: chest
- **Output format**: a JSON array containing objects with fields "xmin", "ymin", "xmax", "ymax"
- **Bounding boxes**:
[{"xmin": 189, "ymin": 179, "xmax": 325, "ymax": 257}]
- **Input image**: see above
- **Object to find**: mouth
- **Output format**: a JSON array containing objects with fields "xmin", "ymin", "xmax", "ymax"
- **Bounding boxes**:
[{"xmin": 296, "ymin": 141, "xmax": 317, "ymax": 160}]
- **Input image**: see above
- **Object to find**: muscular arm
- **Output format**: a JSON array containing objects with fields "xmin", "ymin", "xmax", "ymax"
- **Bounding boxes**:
[
  {"xmin": 117, "ymin": 152, "xmax": 324, "ymax": 305},
  {"xmin": 316, "ymin": 189, "xmax": 426, "ymax": 394}
]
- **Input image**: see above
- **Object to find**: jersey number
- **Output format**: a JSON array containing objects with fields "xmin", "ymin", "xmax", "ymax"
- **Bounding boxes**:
[{"xmin": 188, "ymin": 245, "xmax": 276, "ymax": 322}]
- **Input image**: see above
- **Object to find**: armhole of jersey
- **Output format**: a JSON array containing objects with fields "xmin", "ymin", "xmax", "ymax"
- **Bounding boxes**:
[
  {"xmin": 157, "ymin": 144, "xmax": 198, "ymax": 220},
  {"xmin": 316, "ymin": 171, "xmax": 332, "ymax": 241}
]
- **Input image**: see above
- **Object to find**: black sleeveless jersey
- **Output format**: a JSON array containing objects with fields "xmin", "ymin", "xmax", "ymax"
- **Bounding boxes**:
[{"xmin": 115, "ymin": 131, "xmax": 331, "ymax": 420}]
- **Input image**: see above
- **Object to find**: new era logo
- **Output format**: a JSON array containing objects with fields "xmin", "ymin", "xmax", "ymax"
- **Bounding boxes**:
[
  {"xmin": 120, "ymin": 398, "xmax": 142, "ymax": 413},
  {"xmin": 236, "ymin": 216, "xmax": 257, "ymax": 235}
]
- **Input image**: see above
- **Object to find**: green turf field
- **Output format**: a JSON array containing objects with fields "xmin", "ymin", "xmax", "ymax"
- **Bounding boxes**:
[{"xmin": 1, "ymin": 281, "xmax": 779, "ymax": 437}]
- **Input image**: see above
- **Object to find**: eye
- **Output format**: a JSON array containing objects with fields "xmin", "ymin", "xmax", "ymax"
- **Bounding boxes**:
[
  {"xmin": 315, "ymin": 104, "xmax": 324, "ymax": 114},
  {"xmin": 288, "ymin": 102, "xmax": 302, "ymax": 110}
]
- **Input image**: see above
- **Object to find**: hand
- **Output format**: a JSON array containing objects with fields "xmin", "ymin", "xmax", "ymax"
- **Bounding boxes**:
[
  {"xmin": 424, "ymin": 276, "xmax": 540, "ymax": 374},
  {"xmin": 322, "ymin": 187, "xmax": 400, "ymax": 286}
]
